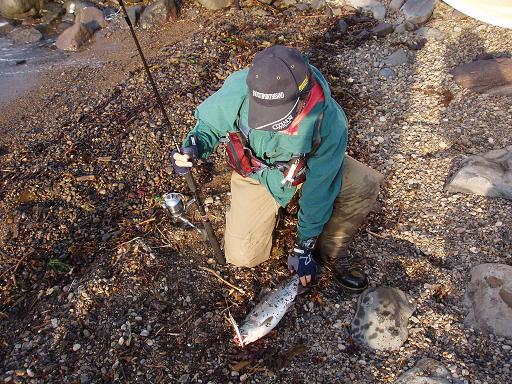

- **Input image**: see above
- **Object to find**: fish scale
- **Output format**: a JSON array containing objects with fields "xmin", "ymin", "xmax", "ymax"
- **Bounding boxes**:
[{"xmin": 230, "ymin": 275, "xmax": 301, "ymax": 347}]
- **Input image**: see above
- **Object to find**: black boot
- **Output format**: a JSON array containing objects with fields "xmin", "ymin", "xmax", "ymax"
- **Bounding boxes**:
[{"xmin": 333, "ymin": 251, "xmax": 368, "ymax": 293}]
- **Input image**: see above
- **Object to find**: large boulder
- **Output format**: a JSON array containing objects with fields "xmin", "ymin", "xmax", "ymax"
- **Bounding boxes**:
[
  {"xmin": 394, "ymin": 358, "xmax": 452, "ymax": 384},
  {"xmin": 451, "ymin": 58, "xmax": 512, "ymax": 96},
  {"xmin": 446, "ymin": 146, "xmax": 512, "ymax": 200},
  {"xmin": 0, "ymin": 0, "xmax": 44, "ymax": 19},
  {"xmin": 351, "ymin": 287, "xmax": 416, "ymax": 351},
  {"xmin": 139, "ymin": 0, "xmax": 177, "ymax": 29},
  {"xmin": 195, "ymin": 0, "xmax": 233, "ymax": 11},
  {"xmin": 76, "ymin": 6, "xmax": 106, "ymax": 32},
  {"xmin": 9, "ymin": 26, "xmax": 42, "ymax": 43},
  {"xmin": 464, "ymin": 263, "xmax": 512, "ymax": 338},
  {"xmin": 400, "ymin": 0, "xmax": 436, "ymax": 27},
  {"xmin": 55, "ymin": 21, "xmax": 93, "ymax": 51}
]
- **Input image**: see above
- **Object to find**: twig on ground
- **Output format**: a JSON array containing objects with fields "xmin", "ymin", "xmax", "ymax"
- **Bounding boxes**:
[
  {"xmin": 366, "ymin": 230, "xmax": 387, "ymax": 239},
  {"xmin": 116, "ymin": 236, "xmax": 142, "ymax": 248},
  {"xmin": 199, "ymin": 266, "xmax": 246, "ymax": 295},
  {"xmin": 172, "ymin": 313, "xmax": 194, "ymax": 332},
  {"xmin": 303, "ymin": 14, "xmax": 329, "ymax": 18},
  {"xmin": 156, "ymin": 226, "xmax": 172, "ymax": 246},
  {"xmin": 136, "ymin": 217, "xmax": 156, "ymax": 226}
]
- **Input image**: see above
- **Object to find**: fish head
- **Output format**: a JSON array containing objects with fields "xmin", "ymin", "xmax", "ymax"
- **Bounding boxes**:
[{"xmin": 235, "ymin": 316, "xmax": 275, "ymax": 347}]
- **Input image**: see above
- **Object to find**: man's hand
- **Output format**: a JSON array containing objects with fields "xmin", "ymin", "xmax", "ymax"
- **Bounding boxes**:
[
  {"xmin": 170, "ymin": 137, "xmax": 198, "ymax": 175},
  {"xmin": 287, "ymin": 237, "xmax": 319, "ymax": 286},
  {"xmin": 173, "ymin": 152, "xmax": 193, "ymax": 167}
]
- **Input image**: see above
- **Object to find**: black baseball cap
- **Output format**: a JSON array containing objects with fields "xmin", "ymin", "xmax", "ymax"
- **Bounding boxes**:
[{"xmin": 246, "ymin": 45, "xmax": 311, "ymax": 131}]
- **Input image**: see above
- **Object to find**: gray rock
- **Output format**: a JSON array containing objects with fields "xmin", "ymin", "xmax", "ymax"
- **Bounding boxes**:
[
  {"xmin": 351, "ymin": 287, "xmax": 416, "ymax": 351},
  {"xmin": 464, "ymin": 263, "xmax": 512, "ymax": 338},
  {"xmin": 336, "ymin": 19, "xmax": 348, "ymax": 34},
  {"xmin": 274, "ymin": 0, "xmax": 297, "ymax": 8},
  {"xmin": 294, "ymin": 3, "xmax": 308, "ymax": 11},
  {"xmin": 310, "ymin": 0, "xmax": 326, "ymax": 10},
  {"xmin": 40, "ymin": 2, "xmax": 65, "ymax": 24},
  {"xmin": 400, "ymin": 0, "xmax": 436, "ymax": 27},
  {"xmin": 355, "ymin": 29, "xmax": 371, "ymax": 41},
  {"xmin": 0, "ymin": 0, "xmax": 44, "ymax": 20},
  {"xmin": 451, "ymin": 58, "xmax": 512, "ymax": 96},
  {"xmin": 344, "ymin": 0, "xmax": 379, "ymax": 8},
  {"xmin": 64, "ymin": 0, "xmax": 93, "ymax": 16},
  {"xmin": 324, "ymin": 31, "xmax": 334, "ymax": 41},
  {"xmin": 196, "ymin": 0, "xmax": 233, "ymax": 11},
  {"xmin": 55, "ymin": 22, "xmax": 93, "ymax": 51},
  {"xmin": 371, "ymin": 22, "xmax": 393, "ymax": 37},
  {"xmin": 446, "ymin": 146, "xmax": 512, "ymax": 199},
  {"xmin": 139, "ymin": 0, "xmax": 177, "ymax": 29},
  {"xmin": 0, "ymin": 19, "xmax": 15, "ymax": 35},
  {"xmin": 394, "ymin": 358, "xmax": 452, "ymax": 384},
  {"xmin": 395, "ymin": 21, "xmax": 416, "ymax": 34},
  {"xmin": 56, "ymin": 20, "xmax": 72, "ymax": 33},
  {"xmin": 80, "ymin": 373, "xmax": 91, "ymax": 384},
  {"xmin": 394, "ymin": 21, "xmax": 408, "ymax": 34},
  {"xmin": 389, "ymin": 0, "xmax": 405, "ymax": 11},
  {"xmin": 103, "ymin": 7, "xmax": 117, "ymax": 21},
  {"xmin": 9, "ymin": 27, "xmax": 42, "ymax": 44},
  {"xmin": 371, "ymin": 4, "xmax": 386, "ymax": 20},
  {"xmin": 76, "ymin": 6, "xmax": 106, "ymax": 32},
  {"xmin": 379, "ymin": 67, "xmax": 396, "ymax": 80},
  {"xmin": 126, "ymin": 5, "xmax": 145, "ymax": 26},
  {"xmin": 415, "ymin": 26, "xmax": 445, "ymax": 41},
  {"xmin": 383, "ymin": 49, "xmax": 408, "ymax": 67}
]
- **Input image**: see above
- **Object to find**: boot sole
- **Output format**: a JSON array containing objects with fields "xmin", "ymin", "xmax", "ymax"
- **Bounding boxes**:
[{"xmin": 333, "ymin": 276, "xmax": 368, "ymax": 294}]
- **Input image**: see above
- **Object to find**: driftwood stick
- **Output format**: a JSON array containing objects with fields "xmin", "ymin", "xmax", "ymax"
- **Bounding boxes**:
[
  {"xmin": 199, "ymin": 266, "xmax": 246, "ymax": 295},
  {"xmin": 366, "ymin": 229, "xmax": 387, "ymax": 239}
]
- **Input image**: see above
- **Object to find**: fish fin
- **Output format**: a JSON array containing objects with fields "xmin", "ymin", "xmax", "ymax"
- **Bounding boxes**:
[
  {"xmin": 285, "ymin": 303, "xmax": 295, "ymax": 313},
  {"xmin": 297, "ymin": 284, "xmax": 310, "ymax": 296},
  {"xmin": 261, "ymin": 316, "xmax": 274, "ymax": 327},
  {"xmin": 228, "ymin": 311, "xmax": 243, "ymax": 347}
]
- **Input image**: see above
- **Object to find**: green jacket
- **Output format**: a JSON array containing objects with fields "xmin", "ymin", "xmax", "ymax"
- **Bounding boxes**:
[{"xmin": 184, "ymin": 65, "xmax": 348, "ymax": 240}]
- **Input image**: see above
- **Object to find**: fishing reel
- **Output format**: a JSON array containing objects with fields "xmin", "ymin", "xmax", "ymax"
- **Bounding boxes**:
[{"xmin": 162, "ymin": 192, "xmax": 205, "ymax": 236}]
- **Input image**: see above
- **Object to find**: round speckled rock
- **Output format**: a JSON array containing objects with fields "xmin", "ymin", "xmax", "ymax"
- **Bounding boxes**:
[
  {"xmin": 394, "ymin": 358, "xmax": 452, "ymax": 384},
  {"xmin": 351, "ymin": 287, "xmax": 416, "ymax": 351}
]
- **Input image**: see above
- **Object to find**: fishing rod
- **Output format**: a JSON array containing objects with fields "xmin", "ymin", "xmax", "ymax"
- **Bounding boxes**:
[{"xmin": 118, "ymin": 0, "xmax": 225, "ymax": 264}]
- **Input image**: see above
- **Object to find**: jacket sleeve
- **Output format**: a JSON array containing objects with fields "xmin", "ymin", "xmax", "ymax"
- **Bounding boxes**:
[
  {"xmin": 183, "ymin": 119, "xmax": 226, "ymax": 159},
  {"xmin": 296, "ymin": 106, "xmax": 348, "ymax": 240},
  {"xmin": 182, "ymin": 70, "xmax": 249, "ymax": 158}
]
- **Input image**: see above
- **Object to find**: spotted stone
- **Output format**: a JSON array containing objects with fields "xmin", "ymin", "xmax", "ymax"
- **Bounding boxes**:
[{"xmin": 351, "ymin": 287, "xmax": 416, "ymax": 351}]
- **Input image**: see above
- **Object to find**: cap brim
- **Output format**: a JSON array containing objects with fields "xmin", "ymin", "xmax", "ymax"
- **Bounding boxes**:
[{"xmin": 248, "ymin": 96, "xmax": 300, "ymax": 131}]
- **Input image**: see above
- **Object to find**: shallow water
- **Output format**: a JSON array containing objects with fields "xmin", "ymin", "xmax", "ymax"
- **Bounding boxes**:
[{"xmin": 0, "ymin": 35, "xmax": 65, "ymax": 103}]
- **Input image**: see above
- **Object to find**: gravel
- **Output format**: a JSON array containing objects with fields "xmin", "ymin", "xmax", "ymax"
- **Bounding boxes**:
[{"xmin": 0, "ymin": 1, "xmax": 511, "ymax": 383}]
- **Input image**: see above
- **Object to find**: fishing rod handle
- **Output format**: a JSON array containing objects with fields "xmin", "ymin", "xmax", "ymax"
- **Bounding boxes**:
[{"xmin": 184, "ymin": 173, "xmax": 225, "ymax": 264}]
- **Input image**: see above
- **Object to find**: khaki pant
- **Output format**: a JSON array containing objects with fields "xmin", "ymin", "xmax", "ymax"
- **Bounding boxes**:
[{"xmin": 224, "ymin": 156, "xmax": 384, "ymax": 267}]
